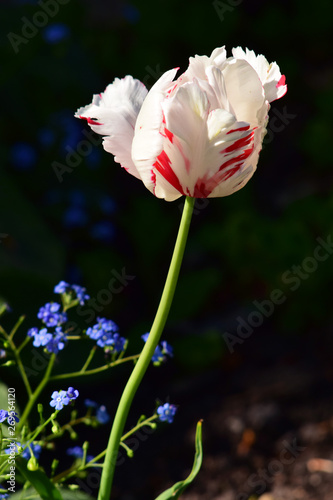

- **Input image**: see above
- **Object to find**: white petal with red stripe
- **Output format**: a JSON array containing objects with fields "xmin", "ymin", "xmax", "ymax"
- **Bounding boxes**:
[
  {"xmin": 75, "ymin": 76, "xmax": 148, "ymax": 179},
  {"xmin": 131, "ymin": 68, "xmax": 179, "ymax": 195},
  {"xmin": 151, "ymin": 80, "xmax": 261, "ymax": 200}
]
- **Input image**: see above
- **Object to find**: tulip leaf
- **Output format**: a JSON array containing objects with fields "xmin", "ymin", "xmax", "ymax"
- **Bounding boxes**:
[
  {"xmin": 154, "ymin": 420, "xmax": 203, "ymax": 500},
  {"xmin": 16, "ymin": 457, "xmax": 63, "ymax": 500}
]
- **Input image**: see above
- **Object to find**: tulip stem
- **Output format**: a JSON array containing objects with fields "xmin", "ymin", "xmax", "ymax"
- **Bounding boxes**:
[{"xmin": 98, "ymin": 196, "xmax": 195, "ymax": 500}]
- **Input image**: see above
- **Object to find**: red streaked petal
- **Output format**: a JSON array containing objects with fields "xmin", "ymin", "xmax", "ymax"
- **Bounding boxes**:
[
  {"xmin": 226, "ymin": 125, "xmax": 250, "ymax": 135},
  {"xmin": 277, "ymin": 74, "xmax": 286, "ymax": 87},
  {"xmin": 221, "ymin": 131, "xmax": 254, "ymax": 154},
  {"xmin": 79, "ymin": 116, "xmax": 101, "ymax": 126},
  {"xmin": 153, "ymin": 150, "xmax": 185, "ymax": 196}
]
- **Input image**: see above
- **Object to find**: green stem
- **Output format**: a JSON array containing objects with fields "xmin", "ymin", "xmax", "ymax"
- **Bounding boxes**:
[
  {"xmin": 120, "ymin": 414, "xmax": 157, "ymax": 442},
  {"xmin": 43, "ymin": 415, "xmax": 90, "ymax": 442},
  {"xmin": 79, "ymin": 346, "xmax": 97, "ymax": 372},
  {"xmin": 22, "ymin": 411, "xmax": 58, "ymax": 452},
  {"xmin": 54, "ymin": 414, "xmax": 158, "ymax": 483},
  {"xmin": 9, "ymin": 315, "xmax": 26, "ymax": 341},
  {"xmin": 97, "ymin": 196, "xmax": 195, "ymax": 500},
  {"xmin": 16, "ymin": 336, "xmax": 31, "ymax": 355},
  {"xmin": 49, "ymin": 354, "xmax": 140, "ymax": 381},
  {"xmin": 17, "ymin": 354, "xmax": 56, "ymax": 432},
  {"xmin": 0, "ymin": 326, "xmax": 32, "ymax": 397}
]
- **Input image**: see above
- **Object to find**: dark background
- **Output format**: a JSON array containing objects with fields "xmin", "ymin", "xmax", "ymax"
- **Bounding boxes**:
[{"xmin": 1, "ymin": 0, "xmax": 333, "ymax": 499}]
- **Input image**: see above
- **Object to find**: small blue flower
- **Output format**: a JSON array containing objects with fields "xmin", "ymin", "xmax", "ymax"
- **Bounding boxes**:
[
  {"xmin": 96, "ymin": 405, "xmax": 110, "ymax": 424},
  {"xmin": 161, "ymin": 341, "xmax": 173, "ymax": 357},
  {"xmin": 0, "ymin": 349, "xmax": 6, "ymax": 359},
  {"xmin": 107, "ymin": 333, "xmax": 127, "ymax": 353},
  {"xmin": 85, "ymin": 325, "xmax": 100, "ymax": 341},
  {"xmin": 84, "ymin": 399, "xmax": 98, "ymax": 408},
  {"xmin": 67, "ymin": 446, "xmax": 94, "ymax": 462},
  {"xmin": 0, "ymin": 492, "xmax": 9, "ymax": 499},
  {"xmin": 45, "ymin": 327, "xmax": 67, "ymax": 354},
  {"xmin": 66, "ymin": 387, "xmax": 79, "ymax": 401},
  {"xmin": 50, "ymin": 390, "xmax": 70, "ymax": 411},
  {"xmin": 141, "ymin": 334, "xmax": 173, "ymax": 365},
  {"xmin": 54, "ymin": 281, "xmax": 69, "ymax": 294},
  {"xmin": 22, "ymin": 442, "xmax": 42, "ymax": 460},
  {"xmin": 141, "ymin": 333, "xmax": 149, "ymax": 342},
  {"xmin": 157, "ymin": 403, "xmax": 177, "ymax": 423},
  {"xmin": 86, "ymin": 318, "xmax": 126, "ymax": 352},
  {"xmin": 37, "ymin": 302, "xmax": 67, "ymax": 327},
  {"xmin": 0, "ymin": 410, "xmax": 8, "ymax": 423},
  {"xmin": 42, "ymin": 23, "xmax": 70, "ymax": 44},
  {"xmin": 27, "ymin": 327, "xmax": 39, "ymax": 338},
  {"xmin": 71, "ymin": 285, "xmax": 90, "ymax": 305},
  {"xmin": 66, "ymin": 446, "xmax": 83, "ymax": 458},
  {"xmin": 96, "ymin": 331, "xmax": 114, "ymax": 348},
  {"xmin": 151, "ymin": 345, "xmax": 165, "ymax": 364},
  {"xmin": 86, "ymin": 317, "xmax": 120, "ymax": 347},
  {"xmin": 33, "ymin": 328, "xmax": 53, "ymax": 348}
]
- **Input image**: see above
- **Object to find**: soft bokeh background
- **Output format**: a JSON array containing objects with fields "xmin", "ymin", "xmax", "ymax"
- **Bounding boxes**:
[{"xmin": 0, "ymin": 0, "xmax": 333, "ymax": 498}]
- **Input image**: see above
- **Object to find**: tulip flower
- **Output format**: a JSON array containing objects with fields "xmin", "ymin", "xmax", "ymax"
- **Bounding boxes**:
[{"xmin": 76, "ymin": 46, "xmax": 286, "ymax": 201}]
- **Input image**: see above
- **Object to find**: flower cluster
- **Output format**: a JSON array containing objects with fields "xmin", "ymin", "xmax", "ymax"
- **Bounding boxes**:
[
  {"xmin": 86, "ymin": 317, "xmax": 126, "ymax": 353},
  {"xmin": 50, "ymin": 387, "xmax": 79, "ymax": 411},
  {"xmin": 157, "ymin": 403, "xmax": 177, "ymax": 423},
  {"xmin": 37, "ymin": 302, "xmax": 67, "ymax": 327},
  {"xmin": 54, "ymin": 281, "xmax": 90, "ymax": 306},
  {"xmin": 76, "ymin": 46, "xmax": 287, "ymax": 202},
  {"xmin": 141, "ymin": 333, "xmax": 173, "ymax": 366},
  {"xmin": 26, "ymin": 281, "xmax": 90, "ymax": 355},
  {"xmin": 28, "ymin": 325, "xmax": 67, "ymax": 355}
]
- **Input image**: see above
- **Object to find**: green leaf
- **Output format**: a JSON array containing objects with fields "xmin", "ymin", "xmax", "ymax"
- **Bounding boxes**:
[
  {"xmin": 154, "ymin": 420, "xmax": 203, "ymax": 500},
  {"xmin": 9, "ymin": 487, "xmax": 95, "ymax": 500},
  {"xmin": 16, "ymin": 457, "xmax": 63, "ymax": 500},
  {"xmin": 0, "ymin": 382, "xmax": 9, "ymax": 409}
]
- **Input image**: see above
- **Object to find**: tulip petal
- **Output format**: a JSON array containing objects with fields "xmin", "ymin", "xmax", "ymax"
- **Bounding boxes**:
[
  {"xmin": 75, "ymin": 76, "xmax": 148, "ymax": 178},
  {"xmin": 131, "ymin": 68, "xmax": 179, "ymax": 194},
  {"xmin": 182, "ymin": 46, "xmax": 227, "ymax": 84},
  {"xmin": 222, "ymin": 59, "xmax": 267, "ymax": 127},
  {"xmin": 205, "ymin": 66, "xmax": 232, "ymax": 114},
  {"xmin": 153, "ymin": 80, "xmax": 260, "ymax": 199},
  {"xmin": 232, "ymin": 47, "xmax": 287, "ymax": 102}
]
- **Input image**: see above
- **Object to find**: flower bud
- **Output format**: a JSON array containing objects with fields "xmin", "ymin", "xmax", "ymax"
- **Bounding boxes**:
[{"xmin": 27, "ymin": 457, "xmax": 39, "ymax": 471}]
